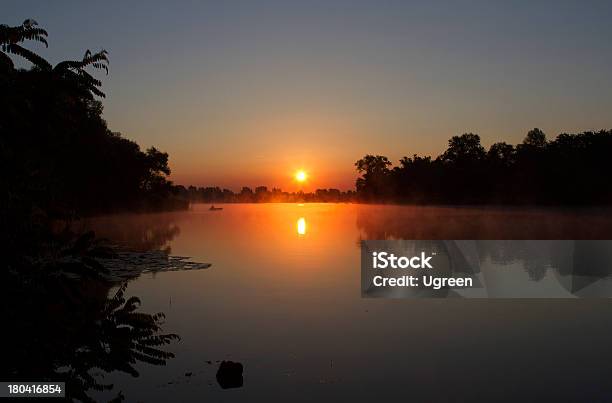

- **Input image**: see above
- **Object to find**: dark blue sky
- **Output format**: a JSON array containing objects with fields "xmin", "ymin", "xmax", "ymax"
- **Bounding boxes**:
[{"xmin": 4, "ymin": 0, "xmax": 612, "ymax": 189}]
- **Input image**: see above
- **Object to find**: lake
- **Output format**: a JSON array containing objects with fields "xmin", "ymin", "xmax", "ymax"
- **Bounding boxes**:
[{"xmin": 82, "ymin": 203, "xmax": 612, "ymax": 402}]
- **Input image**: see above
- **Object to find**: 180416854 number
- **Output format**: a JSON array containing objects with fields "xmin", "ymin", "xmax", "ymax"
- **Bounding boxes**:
[{"xmin": 1, "ymin": 382, "xmax": 65, "ymax": 398}]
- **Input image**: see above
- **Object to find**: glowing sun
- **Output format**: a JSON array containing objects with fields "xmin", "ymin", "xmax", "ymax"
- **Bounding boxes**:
[{"xmin": 295, "ymin": 170, "xmax": 307, "ymax": 182}]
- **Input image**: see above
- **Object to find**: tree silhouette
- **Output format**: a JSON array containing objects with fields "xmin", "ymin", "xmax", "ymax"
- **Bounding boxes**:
[
  {"xmin": 51, "ymin": 49, "xmax": 109, "ymax": 97},
  {"xmin": 355, "ymin": 129, "xmax": 612, "ymax": 204},
  {"xmin": 355, "ymin": 155, "xmax": 392, "ymax": 200},
  {"xmin": 1, "ymin": 20, "xmax": 185, "ymax": 401},
  {"xmin": 522, "ymin": 128, "xmax": 547, "ymax": 148},
  {"xmin": 0, "ymin": 19, "xmax": 49, "ymax": 70},
  {"xmin": 440, "ymin": 133, "xmax": 486, "ymax": 166},
  {"xmin": 1, "ymin": 19, "xmax": 182, "ymax": 220},
  {"xmin": 487, "ymin": 142, "xmax": 515, "ymax": 166}
]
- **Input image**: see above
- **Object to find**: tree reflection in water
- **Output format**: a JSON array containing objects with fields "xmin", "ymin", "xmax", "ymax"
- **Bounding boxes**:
[
  {"xmin": 2, "ymin": 232, "xmax": 182, "ymax": 402},
  {"xmin": 356, "ymin": 208, "xmax": 612, "ymax": 297}
]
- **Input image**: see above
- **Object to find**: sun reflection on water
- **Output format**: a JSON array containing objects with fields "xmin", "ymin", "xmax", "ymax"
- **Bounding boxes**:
[{"xmin": 297, "ymin": 217, "xmax": 306, "ymax": 235}]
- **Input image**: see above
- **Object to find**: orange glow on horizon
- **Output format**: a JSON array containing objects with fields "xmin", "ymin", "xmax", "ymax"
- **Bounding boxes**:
[{"xmin": 171, "ymin": 159, "xmax": 359, "ymax": 193}]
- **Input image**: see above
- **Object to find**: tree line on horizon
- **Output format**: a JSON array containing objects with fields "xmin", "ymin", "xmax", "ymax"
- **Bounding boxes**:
[
  {"xmin": 355, "ymin": 129, "xmax": 612, "ymax": 204},
  {"xmin": 176, "ymin": 185, "xmax": 356, "ymax": 203},
  {"xmin": 180, "ymin": 128, "xmax": 612, "ymax": 205}
]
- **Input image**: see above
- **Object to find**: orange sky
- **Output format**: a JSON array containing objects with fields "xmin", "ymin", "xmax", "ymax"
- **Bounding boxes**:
[
  {"xmin": 165, "ymin": 115, "xmax": 366, "ymax": 192},
  {"xmin": 11, "ymin": 2, "xmax": 612, "ymax": 192}
]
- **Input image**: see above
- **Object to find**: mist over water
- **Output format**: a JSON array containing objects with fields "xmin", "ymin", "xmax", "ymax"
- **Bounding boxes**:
[{"xmin": 83, "ymin": 204, "xmax": 612, "ymax": 402}]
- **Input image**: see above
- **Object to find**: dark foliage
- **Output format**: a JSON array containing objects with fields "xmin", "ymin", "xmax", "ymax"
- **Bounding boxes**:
[
  {"xmin": 1, "ymin": 266, "xmax": 179, "ymax": 402},
  {"xmin": 355, "ymin": 130, "xmax": 612, "ymax": 205},
  {"xmin": 1, "ymin": 21, "xmax": 182, "ymax": 402},
  {"xmin": 1, "ymin": 19, "xmax": 184, "ymax": 223}
]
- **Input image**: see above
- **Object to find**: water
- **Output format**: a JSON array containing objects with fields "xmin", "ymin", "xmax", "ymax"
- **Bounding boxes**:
[{"xmin": 82, "ymin": 203, "xmax": 612, "ymax": 402}]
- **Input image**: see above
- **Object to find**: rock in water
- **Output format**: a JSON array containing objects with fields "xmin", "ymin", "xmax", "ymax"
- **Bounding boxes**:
[{"xmin": 216, "ymin": 361, "xmax": 243, "ymax": 389}]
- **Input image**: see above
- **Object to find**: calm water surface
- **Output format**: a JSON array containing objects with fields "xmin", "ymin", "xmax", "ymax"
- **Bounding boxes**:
[{"xmin": 84, "ymin": 204, "xmax": 612, "ymax": 402}]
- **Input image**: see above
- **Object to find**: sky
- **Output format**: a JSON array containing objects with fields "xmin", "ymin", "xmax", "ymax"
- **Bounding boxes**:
[{"xmin": 4, "ymin": 0, "xmax": 612, "ymax": 191}]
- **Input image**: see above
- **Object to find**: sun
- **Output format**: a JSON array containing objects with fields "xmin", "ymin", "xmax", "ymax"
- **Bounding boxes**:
[{"xmin": 295, "ymin": 170, "xmax": 307, "ymax": 182}]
